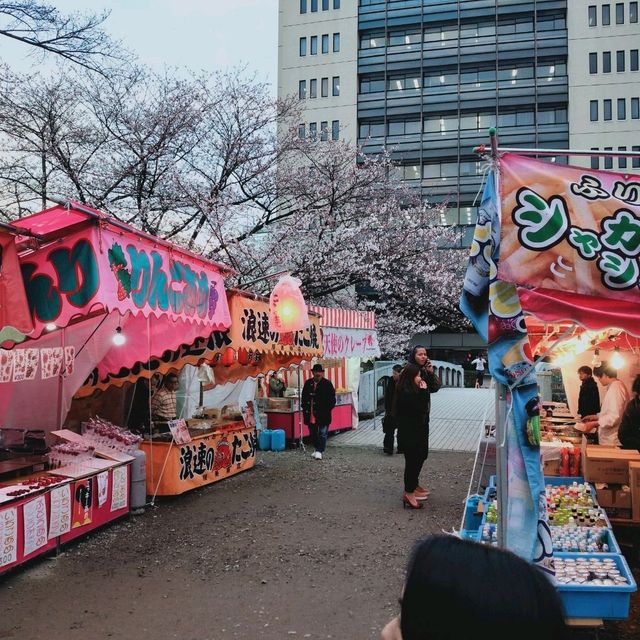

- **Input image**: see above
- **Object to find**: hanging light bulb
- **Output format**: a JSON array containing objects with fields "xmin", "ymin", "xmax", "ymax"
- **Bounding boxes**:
[
  {"xmin": 591, "ymin": 348, "xmax": 601, "ymax": 367},
  {"xmin": 45, "ymin": 322, "xmax": 57, "ymax": 332},
  {"xmin": 611, "ymin": 346, "xmax": 624, "ymax": 369},
  {"xmin": 112, "ymin": 326, "xmax": 126, "ymax": 346}
]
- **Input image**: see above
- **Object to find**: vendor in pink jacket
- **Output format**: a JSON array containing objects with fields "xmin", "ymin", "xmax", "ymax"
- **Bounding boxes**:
[{"xmin": 577, "ymin": 362, "xmax": 629, "ymax": 446}]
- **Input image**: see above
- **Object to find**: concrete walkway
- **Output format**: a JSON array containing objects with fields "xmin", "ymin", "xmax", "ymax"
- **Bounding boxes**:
[{"xmin": 332, "ymin": 387, "xmax": 495, "ymax": 452}]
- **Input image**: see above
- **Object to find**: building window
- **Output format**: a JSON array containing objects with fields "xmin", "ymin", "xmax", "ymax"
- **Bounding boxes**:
[
  {"xmin": 588, "ymin": 5, "xmax": 597, "ymax": 26},
  {"xmin": 321, "ymin": 77, "xmax": 328, "ymax": 97},
  {"xmin": 311, "ymin": 0, "xmax": 318, "ymax": 11},
  {"xmin": 310, "ymin": 78, "xmax": 317, "ymax": 98},
  {"xmin": 322, "ymin": 34, "xmax": 329, "ymax": 54},
  {"xmin": 320, "ymin": 121, "xmax": 328, "ymax": 142},
  {"xmin": 333, "ymin": 33, "xmax": 340, "ymax": 52},
  {"xmin": 604, "ymin": 99, "xmax": 612, "ymax": 120},
  {"xmin": 619, "ymin": 147, "xmax": 628, "ymax": 168},
  {"xmin": 603, "ymin": 4, "xmax": 611, "ymax": 25},
  {"xmin": 617, "ymin": 50, "xmax": 625, "ymax": 72},
  {"xmin": 359, "ymin": 77, "xmax": 385, "ymax": 93},
  {"xmin": 299, "ymin": 37, "xmax": 307, "ymax": 57},
  {"xmin": 309, "ymin": 122, "xmax": 317, "ymax": 141},
  {"xmin": 359, "ymin": 121, "xmax": 385, "ymax": 138},
  {"xmin": 322, "ymin": 0, "xmax": 329, "ymax": 10},
  {"xmin": 310, "ymin": 36, "xmax": 318, "ymax": 55},
  {"xmin": 331, "ymin": 120, "xmax": 339, "ymax": 141},
  {"xmin": 633, "ymin": 146, "xmax": 640, "ymax": 168},
  {"xmin": 388, "ymin": 120, "xmax": 421, "ymax": 136},
  {"xmin": 631, "ymin": 50, "xmax": 639, "ymax": 71},
  {"xmin": 332, "ymin": 76, "xmax": 340, "ymax": 96},
  {"xmin": 618, "ymin": 98, "xmax": 626, "ymax": 119},
  {"xmin": 300, "ymin": 0, "xmax": 307, "ymax": 14},
  {"xmin": 334, "ymin": 0, "xmax": 340, "ymax": 8},
  {"xmin": 360, "ymin": 33, "xmax": 385, "ymax": 49},
  {"xmin": 632, "ymin": 2, "xmax": 639, "ymax": 23},
  {"xmin": 537, "ymin": 107, "xmax": 567, "ymax": 125},
  {"xmin": 590, "ymin": 100, "xmax": 599, "ymax": 121},
  {"xmin": 616, "ymin": 3, "xmax": 624, "ymax": 23},
  {"xmin": 603, "ymin": 51, "xmax": 612, "ymax": 73},
  {"xmin": 604, "ymin": 147, "xmax": 613, "ymax": 169},
  {"xmin": 388, "ymin": 75, "xmax": 422, "ymax": 91},
  {"xmin": 299, "ymin": 80, "xmax": 306, "ymax": 99},
  {"xmin": 298, "ymin": 124, "xmax": 306, "ymax": 139},
  {"xmin": 589, "ymin": 52, "xmax": 598, "ymax": 73},
  {"xmin": 591, "ymin": 149, "xmax": 600, "ymax": 169},
  {"xmin": 632, "ymin": 97, "xmax": 640, "ymax": 118}
]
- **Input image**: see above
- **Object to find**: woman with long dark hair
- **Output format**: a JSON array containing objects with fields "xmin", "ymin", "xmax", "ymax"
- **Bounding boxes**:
[
  {"xmin": 381, "ymin": 535, "xmax": 567, "ymax": 640},
  {"xmin": 395, "ymin": 359, "xmax": 438, "ymax": 509}
]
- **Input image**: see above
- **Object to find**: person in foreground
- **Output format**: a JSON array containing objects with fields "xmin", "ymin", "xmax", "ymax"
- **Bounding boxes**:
[
  {"xmin": 395, "ymin": 352, "xmax": 440, "ymax": 509},
  {"xmin": 380, "ymin": 535, "xmax": 568, "ymax": 640}
]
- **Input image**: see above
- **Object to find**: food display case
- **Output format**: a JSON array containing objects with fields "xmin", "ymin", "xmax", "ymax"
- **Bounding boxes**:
[{"xmin": 263, "ymin": 391, "xmax": 353, "ymax": 442}]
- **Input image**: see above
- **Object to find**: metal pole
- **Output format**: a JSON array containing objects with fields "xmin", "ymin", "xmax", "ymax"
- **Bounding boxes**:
[
  {"xmin": 372, "ymin": 365, "xmax": 376, "ymax": 430},
  {"xmin": 495, "ymin": 382, "xmax": 508, "ymax": 549},
  {"xmin": 297, "ymin": 367, "xmax": 305, "ymax": 451}
]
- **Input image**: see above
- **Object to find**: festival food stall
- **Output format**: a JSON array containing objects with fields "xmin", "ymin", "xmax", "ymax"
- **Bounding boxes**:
[
  {"xmin": 264, "ymin": 305, "xmax": 380, "ymax": 441},
  {"xmin": 83, "ymin": 289, "xmax": 323, "ymax": 496},
  {"xmin": 460, "ymin": 140, "xmax": 639, "ymax": 621},
  {"xmin": 0, "ymin": 201, "xmax": 232, "ymax": 573}
]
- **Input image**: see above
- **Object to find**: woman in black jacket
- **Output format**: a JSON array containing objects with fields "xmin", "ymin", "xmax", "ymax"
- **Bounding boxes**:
[
  {"xmin": 619, "ymin": 374, "xmax": 640, "ymax": 451},
  {"xmin": 395, "ymin": 359, "xmax": 440, "ymax": 509},
  {"xmin": 577, "ymin": 366, "xmax": 600, "ymax": 418}
]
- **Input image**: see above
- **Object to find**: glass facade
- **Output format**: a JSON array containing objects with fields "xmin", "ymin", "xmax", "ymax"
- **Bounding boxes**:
[{"xmin": 356, "ymin": 0, "xmax": 569, "ymax": 245}]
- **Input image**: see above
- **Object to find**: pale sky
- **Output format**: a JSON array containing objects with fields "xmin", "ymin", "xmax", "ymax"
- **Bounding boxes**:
[{"xmin": 2, "ymin": 0, "xmax": 279, "ymax": 90}]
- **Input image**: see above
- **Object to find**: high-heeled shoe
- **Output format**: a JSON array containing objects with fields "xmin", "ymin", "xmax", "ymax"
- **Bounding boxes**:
[
  {"xmin": 414, "ymin": 491, "xmax": 428, "ymax": 501},
  {"xmin": 402, "ymin": 493, "xmax": 423, "ymax": 509},
  {"xmin": 416, "ymin": 485, "xmax": 431, "ymax": 495}
]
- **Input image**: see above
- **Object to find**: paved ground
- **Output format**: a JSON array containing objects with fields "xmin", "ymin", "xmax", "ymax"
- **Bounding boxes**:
[{"xmin": 334, "ymin": 388, "xmax": 495, "ymax": 452}]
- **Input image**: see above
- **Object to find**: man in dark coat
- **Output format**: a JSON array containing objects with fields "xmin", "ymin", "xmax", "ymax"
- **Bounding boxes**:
[
  {"xmin": 577, "ymin": 365, "xmax": 600, "ymax": 418},
  {"xmin": 383, "ymin": 364, "xmax": 403, "ymax": 455},
  {"xmin": 301, "ymin": 363, "xmax": 336, "ymax": 460}
]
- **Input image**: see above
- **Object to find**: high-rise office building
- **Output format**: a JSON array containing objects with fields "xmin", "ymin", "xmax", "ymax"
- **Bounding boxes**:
[{"xmin": 279, "ymin": 0, "xmax": 639, "ymax": 246}]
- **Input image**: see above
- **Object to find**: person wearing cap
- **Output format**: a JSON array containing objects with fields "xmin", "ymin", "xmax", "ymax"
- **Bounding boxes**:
[{"xmin": 301, "ymin": 363, "xmax": 336, "ymax": 460}]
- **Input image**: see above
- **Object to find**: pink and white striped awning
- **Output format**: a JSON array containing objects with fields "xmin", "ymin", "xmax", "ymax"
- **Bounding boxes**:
[{"xmin": 308, "ymin": 306, "xmax": 375, "ymax": 329}]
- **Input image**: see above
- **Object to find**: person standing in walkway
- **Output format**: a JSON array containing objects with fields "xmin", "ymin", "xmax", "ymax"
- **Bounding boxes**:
[
  {"xmin": 395, "ymin": 354, "xmax": 440, "ymax": 509},
  {"xmin": 619, "ymin": 375, "xmax": 640, "ymax": 451},
  {"xmin": 576, "ymin": 365, "xmax": 600, "ymax": 418},
  {"xmin": 471, "ymin": 353, "xmax": 487, "ymax": 388},
  {"xmin": 383, "ymin": 364, "xmax": 403, "ymax": 455},
  {"xmin": 301, "ymin": 364, "xmax": 336, "ymax": 460}
]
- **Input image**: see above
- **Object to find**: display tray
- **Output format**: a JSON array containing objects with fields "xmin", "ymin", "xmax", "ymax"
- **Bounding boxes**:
[
  {"xmin": 463, "ymin": 495, "xmax": 484, "ymax": 531},
  {"xmin": 551, "ymin": 527, "xmax": 621, "ymax": 554},
  {"xmin": 556, "ymin": 553, "xmax": 637, "ymax": 620}
]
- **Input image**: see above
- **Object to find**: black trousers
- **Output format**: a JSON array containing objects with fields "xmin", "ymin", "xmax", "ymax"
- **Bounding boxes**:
[
  {"xmin": 402, "ymin": 430, "xmax": 429, "ymax": 492},
  {"xmin": 382, "ymin": 416, "xmax": 399, "ymax": 452}
]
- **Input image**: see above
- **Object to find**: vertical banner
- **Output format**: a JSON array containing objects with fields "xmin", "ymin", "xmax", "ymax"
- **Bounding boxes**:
[
  {"xmin": 49, "ymin": 484, "xmax": 72, "ymax": 538},
  {"xmin": 23, "ymin": 496, "xmax": 48, "ymax": 556},
  {"xmin": 460, "ymin": 172, "xmax": 553, "ymax": 571},
  {"xmin": 72, "ymin": 479, "xmax": 93, "ymax": 528},
  {"xmin": 0, "ymin": 507, "xmax": 18, "ymax": 568},
  {"xmin": 97, "ymin": 472, "xmax": 109, "ymax": 508},
  {"xmin": 111, "ymin": 466, "xmax": 128, "ymax": 512}
]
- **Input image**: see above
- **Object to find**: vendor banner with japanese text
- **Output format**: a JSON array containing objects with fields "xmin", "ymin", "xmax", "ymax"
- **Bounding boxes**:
[
  {"xmin": 19, "ymin": 218, "xmax": 231, "ymax": 338},
  {"xmin": 460, "ymin": 172, "xmax": 553, "ymax": 571},
  {"xmin": 321, "ymin": 327, "xmax": 380, "ymax": 359},
  {"xmin": 140, "ymin": 426, "xmax": 257, "ymax": 496},
  {"xmin": 499, "ymin": 154, "xmax": 640, "ymax": 300},
  {"xmin": 229, "ymin": 294, "xmax": 322, "ymax": 357}
]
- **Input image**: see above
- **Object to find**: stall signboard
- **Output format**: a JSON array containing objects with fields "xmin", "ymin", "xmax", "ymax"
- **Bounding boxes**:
[
  {"xmin": 499, "ymin": 154, "xmax": 640, "ymax": 301},
  {"xmin": 229, "ymin": 294, "xmax": 323, "ymax": 357},
  {"xmin": 71, "ymin": 478, "xmax": 93, "ymax": 528},
  {"xmin": 18, "ymin": 218, "xmax": 231, "ymax": 339},
  {"xmin": 110, "ymin": 466, "xmax": 128, "ymax": 512},
  {"xmin": 23, "ymin": 495, "xmax": 47, "ymax": 556},
  {"xmin": 0, "ymin": 231, "xmax": 33, "ymax": 345},
  {"xmin": 0, "ymin": 507, "xmax": 17, "ymax": 567},
  {"xmin": 168, "ymin": 419, "xmax": 192, "ymax": 445},
  {"xmin": 321, "ymin": 327, "xmax": 380, "ymax": 359},
  {"xmin": 141, "ymin": 427, "xmax": 258, "ymax": 496},
  {"xmin": 48, "ymin": 483, "xmax": 72, "ymax": 538}
]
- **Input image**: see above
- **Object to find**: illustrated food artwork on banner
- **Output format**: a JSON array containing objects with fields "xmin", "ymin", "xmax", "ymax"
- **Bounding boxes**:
[
  {"xmin": 18, "ymin": 219, "xmax": 231, "ymax": 338},
  {"xmin": 48, "ymin": 483, "xmax": 72, "ymax": 539},
  {"xmin": 0, "ymin": 507, "xmax": 18, "ymax": 568},
  {"xmin": 168, "ymin": 419, "xmax": 192, "ymax": 446},
  {"xmin": 23, "ymin": 495, "xmax": 48, "ymax": 556},
  {"xmin": 111, "ymin": 466, "xmax": 128, "ymax": 512},
  {"xmin": 460, "ymin": 172, "xmax": 553, "ymax": 572},
  {"xmin": 499, "ymin": 154, "xmax": 640, "ymax": 299},
  {"xmin": 72, "ymin": 478, "xmax": 93, "ymax": 528}
]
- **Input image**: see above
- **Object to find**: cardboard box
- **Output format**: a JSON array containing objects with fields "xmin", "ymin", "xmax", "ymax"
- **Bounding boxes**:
[
  {"xmin": 596, "ymin": 488, "xmax": 614, "ymax": 508},
  {"xmin": 615, "ymin": 487, "xmax": 632, "ymax": 510},
  {"xmin": 630, "ymin": 461, "xmax": 640, "ymax": 522},
  {"xmin": 583, "ymin": 445, "xmax": 640, "ymax": 484},
  {"xmin": 543, "ymin": 458, "xmax": 561, "ymax": 476}
]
